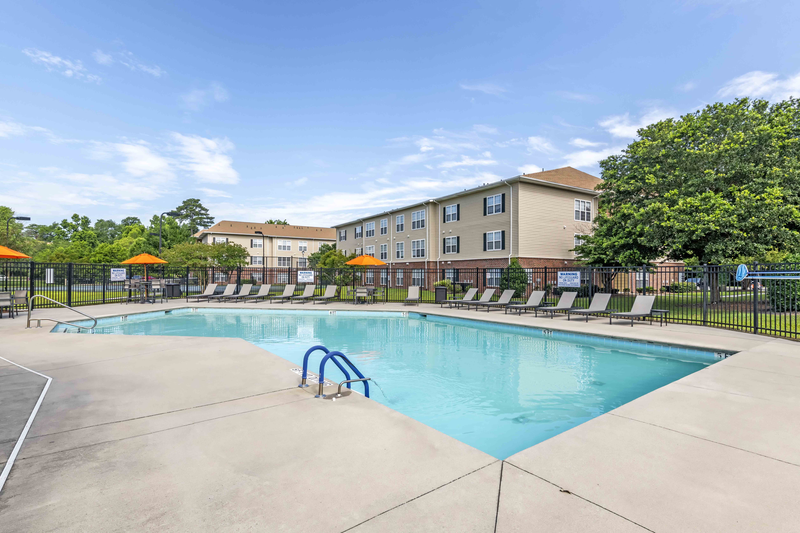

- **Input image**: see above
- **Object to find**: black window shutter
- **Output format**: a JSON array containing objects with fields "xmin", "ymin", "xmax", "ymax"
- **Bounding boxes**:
[
  {"xmin": 454, "ymin": 268, "xmax": 460, "ymax": 281},
  {"xmin": 482, "ymin": 269, "xmax": 486, "ymax": 286},
  {"xmin": 501, "ymin": 230, "xmax": 506, "ymax": 250},
  {"xmin": 456, "ymin": 204, "xmax": 460, "ymax": 221},
  {"xmin": 443, "ymin": 206, "xmax": 446, "ymax": 221},
  {"xmin": 483, "ymin": 233, "xmax": 487, "ymax": 251},
  {"xmin": 443, "ymin": 237, "xmax": 446, "ymax": 253},
  {"xmin": 501, "ymin": 193, "xmax": 506, "ymax": 213},
  {"xmin": 456, "ymin": 236, "xmax": 460, "ymax": 253},
  {"xmin": 483, "ymin": 198, "xmax": 487, "ymax": 216}
]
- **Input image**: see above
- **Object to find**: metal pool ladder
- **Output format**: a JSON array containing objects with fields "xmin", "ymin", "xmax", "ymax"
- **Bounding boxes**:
[
  {"xmin": 299, "ymin": 345, "xmax": 371, "ymax": 399},
  {"xmin": 27, "ymin": 295, "xmax": 97, "ymax": 331}
]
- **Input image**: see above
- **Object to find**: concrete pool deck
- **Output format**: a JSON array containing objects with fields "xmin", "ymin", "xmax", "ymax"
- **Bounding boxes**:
[{"xmin": 1, "ymin": 300, "xmax": 799, "ymax": 531}]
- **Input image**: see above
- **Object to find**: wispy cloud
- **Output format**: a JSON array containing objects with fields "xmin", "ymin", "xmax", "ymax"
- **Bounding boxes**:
[
  {"xmin": 92, "ymin": 49, "xmax": 113, "ymax": 65},
  {"xmin": 198, "ymin": 188, "xmax": 232, "ymax": 198},
  {"xmin": 472, "ymin": 124, "xmax": 499, "ymax": 134},
  {"xmin": 171, "ymin": 133, "xmax": 239, "ymax": 184},
  {"xmin": 676, "ymin": 81, "xmax": 696, "ymax": 92},
  {"xmin": 181, "ymin": 82, "xmax": 229, "ymax": 111},
  {"xmin": 718, "ymin": 71, "xmax": 800, "ymax": 102},
  {"xmin": 459, "ymin": 82, "xmax": 507, "ymax": 96},
  {"xmin": 569, "ymin": 138, "xmax": 605, "ymax": 148},
  {"xmin": 22, "ymin": 48, "xmax": 101, "ymax": 83},
  {"xmin": 289, "ymin": 177, "xmax": 308, "ymax": 186},
  {"xmin": 555, "ymin": 91, "xmax": 597, "ymax": 102},
  {"xmin": 527, "ymin": 136, "xmax": 559, "ymax": 154},
  {"xmin": 93, "ymin": 48, "xmax": 165, "ymax": 77},
  {"xmin": 517, "ymin": 164, "xmax": 542, "ymax": 174},
  {"xmin": 563, "ymin": 146, "xmax": 624, "ymax": 168},
  {"xmin": 438, "ymin": 156, "xmax": 497, "ymax": 169},
  {"xmin": 599, "ymin": 107, "xmax": 675, "ymax": 138}
]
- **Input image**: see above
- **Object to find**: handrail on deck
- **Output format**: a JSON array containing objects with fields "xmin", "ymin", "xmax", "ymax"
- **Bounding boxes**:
[{"xmin": 27, "ymin": 295, "xmax": 97, "ymax": 331}]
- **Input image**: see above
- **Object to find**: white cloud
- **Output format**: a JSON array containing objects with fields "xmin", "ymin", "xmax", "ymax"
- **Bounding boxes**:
[
  {"xmin": 717, "ymin": 70, "xmax": 800, "ymax": 101},
  {"xmin": 555, "ymin": 91, "xmax": 596, "ymax": 102},
  {"xmin": 517, "ymin": 164, "xmax": 542, "ymax": 174},
  {"xmin": 459, "ymin": 83, "xmax": 507, "ymax": 96},
  {"xmin": 438, "ymin": 156, "xmax": 497, "ymax": 169},
  {"xmin": 112, "ymin": 142, "xmax": 174, "ymax": 180},
  {"xmin": 171, "ymin": 133, "xmax": 239, "ymax": 184},
  {"xmin": 93, "ymin": 48, "xmax": 165, "ymax": 77},
  {"xmin": 0, "ymin": 121, "xmax": 29, "ymax": 138},
  {"xmin": 181, "ymin": 82, "xmax": 229, "ymax": 111},
  {"xmin": 23, "ymin": 48, "xmax": 101, "ymax": 83},
  {"xmin": 198, "ymin": 188, "xmax": 232, "ymax": 198},
  {"xmin": 290, "ymin": 177, "xmax": 308, "ymax": 186},
  {"xmin": 563, "ymin": 146, "xmax": 624, "ymax": 168},
  {"xmin": 92, "ymin": 49, "xmax": 113, "ymax": 65},
  {"xmin": 473, "ymin": 124, "xmax": 499, "ymax": 134},
  {"xmin": 677, "ymin": 81, "xmax": 696, "ymax": 92},
  {"xmin": 599, "ymin": 108, "xmax": 674, "ymax": 138},
  {"xmin": 527, "ymin": 136, "xmax": 559, "ymax": 154},
  {"xmin": 569, "ymin": 138, "xmax": 605, "ymax": 148}
]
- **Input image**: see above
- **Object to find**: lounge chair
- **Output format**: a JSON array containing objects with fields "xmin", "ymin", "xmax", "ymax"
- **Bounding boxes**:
[
  {"xmin": 609, "ymin": 295, "xmax": 668, "ymax": 326},
  {"xmin": 567, "ymin": 293, "xmax": 615, "ymax": 322},
  {"xmin": 243, "ymin": 284, "xmax": 272, "ymax": 303},
  {"xmin": 462, "ymin": 289, "xmax": 496, "ymax": 310},
  {"xmin": 404, "ymin": 286, "xmax": 420, "ymax": 305},
  {"xmin": 291, "ymin": 285, "xmax": 316, "ymax": 304},
  {"xmin": 440, "ymin": 287, "xmax": 478, "ymax": 308},
  {"xmin": 222, "ymin": 283, "xmax": 252, "ymax": 302},
  {"xmin": 539, "ymin": 292, "xmax": 579, "ymax": 318},
  {"xmin": 187, "ymin": 283, "xmax": 218, "ymax": 302},
  {"xmin": 473, "ymin": 289, "xmax": 515, "ymax": 312},
  {"xmin": 207, "ymin": 284, "xmax": 237, "ymax": 302},
  {"xmin": 504, "ymin": 291, "xmax": 548, "ymax": 315},
  {"xmin": 313, "ymin": 285, "xmax": 338, "ymax": 304},
  {"xmin": 270, "ymin": 284, "xmax": 296, "ymax": 303},
  {"xmin": 0, "ymin": 292, "xmax": 14, "ymax": 319}
]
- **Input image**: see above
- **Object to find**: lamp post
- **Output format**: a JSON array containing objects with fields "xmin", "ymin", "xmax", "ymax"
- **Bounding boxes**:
[
  {"xmin": 255, "ymin": 230, "xmax": 265, "ymax": 284},
  {"xmin": 150, "ymin": 211, "xmax": 180, "ymax": 256},
  {"xmin": 6, "ymin": 216, "xmax": 31, "ymax": 246}
]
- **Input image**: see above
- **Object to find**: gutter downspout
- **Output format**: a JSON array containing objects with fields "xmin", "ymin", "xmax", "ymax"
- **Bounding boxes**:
[
  {"xmin": 432, "ymin": 199, "xmax": 440, "ymax": 277},
  {"xmin": 503, "ymin": 179, "xmax": 513, "ymax": 265}
]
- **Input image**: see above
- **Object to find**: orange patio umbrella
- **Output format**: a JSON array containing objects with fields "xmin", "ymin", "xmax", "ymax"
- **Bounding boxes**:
[
  {"xmin": 0, "ymin": 245, "xmax": 31, "ymax": 259},
  {"xmin": 120, "ymin": 253, "xmax": 168, "ymax": 279},
  {"xmin": 345, "ymin": 255, "xmax": 387, "ymax": 267}
]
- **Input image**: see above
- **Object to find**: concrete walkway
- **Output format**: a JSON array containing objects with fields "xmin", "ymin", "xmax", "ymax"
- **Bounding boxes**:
[{"xmin": 1, "ymin": 300, "xmax": 799, "ymax": 531}]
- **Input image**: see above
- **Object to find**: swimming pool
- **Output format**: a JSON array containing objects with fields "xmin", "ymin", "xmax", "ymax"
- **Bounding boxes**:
[{"xmin": 58, "ymin": 309, "xmax": 721, "ymax": 459}]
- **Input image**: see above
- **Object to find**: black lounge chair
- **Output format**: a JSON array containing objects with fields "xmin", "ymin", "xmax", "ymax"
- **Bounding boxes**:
[
  {"xmin": 609, "ymin": 295, "xmax": 668, "ymax": 326},
  {"xmin": 473, "ymin": 290, "xmax": 515, "ymax": 312},
  {"xmin": 539, "ymin": 292, "xmax": 578, "ymax": 318},
  {"xmin": 567, "ymin": 293, "xmax": 615, "ymax": 321},
  {"xmin": 505, "ymin": 291, "xmax": 548, "ymax": 315}
]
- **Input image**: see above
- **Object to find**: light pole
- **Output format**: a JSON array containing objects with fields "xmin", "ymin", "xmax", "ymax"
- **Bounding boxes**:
[
  {"xmin": 150, "ymin": 211, "xmax": 180, "ymax": 256},
  {"xmin": 254, "ymin": 230, "xmax": 265, "ymax": 284},
  {"xmin": 6, "ymin": 216, "xmax": 31, "ymax": 246}
]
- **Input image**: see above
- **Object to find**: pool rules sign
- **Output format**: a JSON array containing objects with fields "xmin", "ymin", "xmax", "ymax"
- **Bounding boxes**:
[{"xmin": 557, "ymin": 271, "xmax": 581, "ymax": 288}]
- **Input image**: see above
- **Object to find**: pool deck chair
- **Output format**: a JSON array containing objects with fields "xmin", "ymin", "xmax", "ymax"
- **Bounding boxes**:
[
  {"xmin": 271, "ymin": 284, "xmax": 297, "ymax": 303},
  {"xmin": 207, "ymin": 283, "xmax": 237, "ymax": 302},
  {"xmin": 440, "ymin": 287, "xmax": 478, "ymax": 308},
  {"xmin": 539, "ymin": 292, "xmax": 578, "ymax": 318},
  {"xmin": 404, "ymin": 286, "xmax": 420, "ymax": 305},
  {"xmin": 609, "ymin": 295, "xmax": 668, "ymax": 326},
  {"xmin": 462, "ymin": 289, "xmax": 496, "ymax": 310},
  {"xmin": 505, "ymin": 291, "xmax": 547, "ymax": 315},
  {"xmin": 313, "ymin": 285, "xmax": 338, "ymax": 304},
  {"xmin": 473, "ymin": 289, "xmax": 515, "ymax": 312},
  {"xmin": 243, "ymin": 284, "xmax": 271, "ymax": 303},
  {"xmin": 222, "ymin": 284, "xmax": 252, "ymax": 302},
  {"xmin": 291, "ymin": 285, "xmax": 316, "ymax": 304},
  {"xmin": 187, "ymin": 283, "xmax": 218, "ymax": 302},
  {"xmin": 567, "ymin": 293, "xmax": 615, "ymax": 322}
]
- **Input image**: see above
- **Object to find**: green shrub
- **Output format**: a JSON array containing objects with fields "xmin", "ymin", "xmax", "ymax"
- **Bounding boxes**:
[
  {"xmin": 668, "ymin": 281, "xmax": 697, "ymax": 293},
  {"xmin": 766, "ymin": 280, "xmax": 800, "ymax": 312},
  {"xmin": 433, "ymin": 279, "xmax": 453, "ymax": 290}
]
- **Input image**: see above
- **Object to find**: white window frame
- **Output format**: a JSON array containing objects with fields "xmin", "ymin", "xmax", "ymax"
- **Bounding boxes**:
[
  {"xmin": 411, "ymin": 209, "xmax": 425, "ymax": 230},
  {"xmin": 214, "ymin": 272, "xmax": 228, "ymax": 283},
  {"xmin": 396, "ymin": 269, "xmax": 404, "ymax": 286},
  {"xmin": 444, "ymin": 204, "xmax": 458, "ymax": 223},
  {"xmin": 411, "ymin": 239, "xmax": 425, "ymax": 258},
  {"xmin": 380, "ymin": 243, "xmax": 388, "ymax": 261},
  {"xmin": 250, "ymin": 256, "xmax": 263, "ymax": 266},
  {"xmin": 213, "ymin": 237, "xmax": 228, "ymax": 244},
  {"xmin": 575, "ymin": 199, "xmax": 592, "ymax": 222},
  {"xmin": 444, "ymin": 269, "xmax": 456, "ymax": 281},
  {"xmin": 486, "ymin": 230, "xmax": 502, "ymax": 251},
  {"xmin": 355, "ymin": 247, "xmax": 362, "ymax": 256},
  {"xmin": 396, "ymin": 242, "xmax": 404, "ymax": 259},
  {"xmin": 277, "ymin": 257, "xmax": 291, "ymax": 267},
  {"xmin": 486, "ymin": 268, "xmax": 502, "ymax": 287},
  {"xmin": 365, "ymin": 222, "xmax": 375, "ymax": 238},
  {"xmin": 412, "ymin": 269, "xmax": 424, "ymax": 287},
  {"xmin": 252, "ymin": 272, "xmax": 263, "ymax": 282},
  {"xmin": 355, "ymin": 226, "xmax": 363, "ymax": 239},
  {"xmin": 297, "ymin": 258, "xmax": 307, "ymax": 268},
  {"xmin": 396, "ymin": 214, "xmax": 405, "ymax": 232},
  {"xmin": 339, "ymin": 229, "xmax": 346, "ymax": 242},
  {"xmin": 277, "ymin": 271, "xmax": 289, "ymax": 283},
  {"xmin": 574, "ymin": 234, "xmax": 588, "ymax": 248},
  {"xmin": 298, "ymin": 241, "xmax": 308, "ymax": 252},
  {"xmin": 380, "ymin": 218, "xmax": 388, "ymax": 235},
  {"xmin": 486, "ymin": 194, "xmax": 503, "ymax": 215},
  {"xmin": 444, "ymin": 236, "xmax": 458, "ymax": 254},
  {"xmin": 366, "ymin": 270, "xmax": 374, "ymax": 285},
  {"xmin": 250, "ymin": 238, "xmax": 263, "ymax": 248},
  {"xmin": 380, "ymin": 269, "xmax": 388, "ymax": 286},
  {"xmin": 277, "ymin": 240, "xmax": 291, "ymax": 251},
  {"xmin": 365, "ymin": 245, "xmax": 375, "ymax": 257}
]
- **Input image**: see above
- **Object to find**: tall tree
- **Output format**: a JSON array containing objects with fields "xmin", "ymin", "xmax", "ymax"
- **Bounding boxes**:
[
  {"xmin": 174, "ymin": 198, "xmax": 214, "ymax": 235},
  {"xmin": 266, "ymin": 219, "xmax": 288, "ymax": 225},
  {"xmin": 94, "ymin": 219, "xmax": 121, "ymax": 244},
  {"xmin": 120, "ymin": 216, "xmax": 142, "ymax": 228}
]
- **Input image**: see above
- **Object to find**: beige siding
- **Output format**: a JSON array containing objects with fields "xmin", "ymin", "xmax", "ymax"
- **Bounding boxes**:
[
  {"xmin": 200, "ymin": 232, "xmax": 333, "ymax": 267},
  {"xmin": 336, "ymin": 204, "xmax": 432, "ymax": 264},
  {"xmin": 515, "ymin": 182, "xmax": 595, "ymax": 258}
]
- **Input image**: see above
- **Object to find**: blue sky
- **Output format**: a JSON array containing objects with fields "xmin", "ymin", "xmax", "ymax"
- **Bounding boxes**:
[{"xmin": 1, "ymin": 0, "xmax": 798, "ymax": 227}]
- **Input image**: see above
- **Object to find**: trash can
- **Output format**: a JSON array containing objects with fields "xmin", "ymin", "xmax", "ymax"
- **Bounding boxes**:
[
  {"xmin": 435, "ymin": 286, "xmax": 448, "ymax": 303},
  {"xmin": 165, "ymin": 283, "xmax": 182, "ymax": 298}
]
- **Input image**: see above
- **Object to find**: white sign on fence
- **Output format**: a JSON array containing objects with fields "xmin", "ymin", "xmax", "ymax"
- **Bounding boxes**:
[
  {"xmin": 110, "ymin": 268, "xmax": 127, "ymax": 282},
  {"xmin": 557, "ymin": 271, "xmax": 581, "ymax": 288},
  {"xmin": 45, "ymin": 268, "xmax": 54, "ymax": 284},
  {"xmin": 297, "ymin": 270, "xmax": 314, "ymax": 283}
]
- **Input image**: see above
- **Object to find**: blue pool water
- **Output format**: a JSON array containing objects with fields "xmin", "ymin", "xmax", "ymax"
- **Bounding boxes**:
[{"xmin": 59, "ymin": 309, "xmax": 719, "ymax": 459}]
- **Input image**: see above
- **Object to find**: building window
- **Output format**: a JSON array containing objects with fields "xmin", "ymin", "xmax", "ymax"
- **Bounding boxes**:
[
  {"xmin": 380, "ymin": 218, "xmax": 388, "ymax": 235},
  {"xmin": 411, "ymin": 239, "xmax": 425, "ymax": 258},
  {"xmin": 444, "ymin": 269, "xmax": 456, "ymax": 281},
  {"xmin": 298, "ymin": 241, "xmax": 308, "ymax": 252},
  {"xmin": 396, "ymin": 214, "xmax": 405, "ymax": 232},
  {"xmin": 486, "ymin": 268, "xmax": 502, "ymax": 287},
  {"xmin": 250, "ymin": 256, "xmax": 263, "ymax": 266},
  {"xmin": 339, "ymin": 229, "xmax": 346, "ymax": 242},
  {"xmin": 574, "ymin": 234, "xmax": 588, "ymax": 248},
  {"xmin": 277, "ymin": 257, "xmax": 291, "ymax": 267},
  {"xmin": 365, "ymin": 245, "xmax": 375, "ymax": 257},
  {"xmin": 396, "ymin": 242, "xmax": 404, "ymax": 259},
  {"xmin": 525, "ymin": 269, "xmax": 534, "ymax": 284},
  {"xmin": 355, "ymin": 226, "xmax": 363, "ymax": 239},
  {"xmin": 411, "ymin": 209, "xmax": 425, "ymax": 230},
  {"xmin": 365, "ymin": 222, "xmax": 375, "ymax": 238},
  {"xmin": 277, "ymin": 271, "xmax": 289, "ymax": 283},
  {"xmin": 366, "ymin": 270, "xmax": 374, "ymax": 285},
  {"xmin": 396, "ymin": 269, "xmax": 404, "ymax": 286},
  {"xmin": 575, "ymin": 199, "xmax": 592, "ymax": 222},
  {"xmin": 444, "ymin": 204, "xmax": 459, "ymax": 223},
  {"xmin": 484, "ymin": 230, "xmax": 504, "ymax": 251},
  {"xmin": 250, "ymin": 239, "xmax": 263, "ymax": 248},
  {"xmin": 214, "ymin": 272, "xmax": 228, "ymax": 282},
  {"xmin": 213, "ymin": 237, "xmax": 228, "ymax": 244},
  {"xmin": 485, "ymin": 194, "xmax": 504, "ymax": 215},
  {"xmin": 412, "ymin": 269, "xmax": 424, "ymax": 287},
  {"xmin": 356, "ymin": 247, "xmax": 362, "ymax": 256},
  {"xmin": 444, "ymin": 236, "xmax": 459, "ymax": 254},
  {"xmin": 380, "ymin": 244, "xmax": 388, "ymax": 260},
  {"xmin": 252, "ymin": 272, "xmax": 263, "ymax": 282},
  {"xmin": 297, "ymin": 258, "xmax": 307, "ymax": 268},
  {"xmin": 278, "ymin": 240, "xmax": 291, "ymax": 251},
  {"xmin": 380, "ymin": 270, "xmax": 388, "ymax": 286}
]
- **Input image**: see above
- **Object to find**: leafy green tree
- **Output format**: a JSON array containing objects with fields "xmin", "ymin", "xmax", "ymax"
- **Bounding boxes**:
[
  {"xmin": 120, "ymin": 216, "xmax": 142, "ymax": 227},
  {"xmin": 174, "ymin": 198, "xmax": 214, "ymax": 235},
  {"xmin": 94, "ymin": 219, "xmax": 121, "ymax": 244},
  {"xmin": 308, "ymin": 243, "xmax": 336, "ymax": 267},
  {"xmin": 162, "ymin": 242, "xmax": 213, "ymax": 267},
  {"xmin": 1, "ymin": 206, "xmax": 27, "ymax": 248},
  {"xmin": 266, "ymin": 219, "xmax": 288, "ymax": 225},
  {"xmin": 500, "ymin": 258, "xmax": 528, "ymax": 296},
  {"xmin": 209, "ymin": 242, "xmax": 249, "ymax": 276}
]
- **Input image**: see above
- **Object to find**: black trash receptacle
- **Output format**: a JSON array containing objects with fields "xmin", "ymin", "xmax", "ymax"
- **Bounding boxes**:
[
  {"xmin": 165, "ymin": 283, "xmax": 182, "ymax": 298},
  {"xmin": 435, "ymin": 286, "xmax": 448, "ymax": 303}
]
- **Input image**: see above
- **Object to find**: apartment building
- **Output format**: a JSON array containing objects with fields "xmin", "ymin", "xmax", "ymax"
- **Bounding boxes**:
[
  {"xmin": 194, "ymin": 221, "xmax": 336, "ymax": 271},
  {"xmin": 333, "ymin": 167, "xmax": 601, "ymax": 276}
]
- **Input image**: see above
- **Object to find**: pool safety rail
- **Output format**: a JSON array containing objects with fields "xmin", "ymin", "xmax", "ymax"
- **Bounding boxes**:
[
  {"xmin": 299, "ymin": 345, "xmax": 370, "ymax": 399},
  {"xmin": 27, "ymin": 295, "xmax": 97, "ymax": 331}
]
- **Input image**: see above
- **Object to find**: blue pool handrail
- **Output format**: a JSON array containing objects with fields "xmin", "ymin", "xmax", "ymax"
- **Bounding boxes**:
[
  {"xmin": 299, "ymin": 345, "xmax": 352, "ymax": 388},
  {"xmin": 736, "ymin": 264, "xmax": 800, "ymax": 282},
  {"xmin": 318, "ymin": 351, "xmax": 370, "ymax": 398}
]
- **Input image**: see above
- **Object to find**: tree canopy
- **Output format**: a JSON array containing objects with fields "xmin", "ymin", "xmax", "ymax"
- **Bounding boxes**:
[
  {"xmin": 266, "ymin": 219, "xmax": 289, "ymax": 225},
  {"xmin": 575, "ymin": 98, "xmax": 800, "ymax": 265},
  {"xmin": 174, "ymin": 198, "xmax": 214, "ymax": 235}
]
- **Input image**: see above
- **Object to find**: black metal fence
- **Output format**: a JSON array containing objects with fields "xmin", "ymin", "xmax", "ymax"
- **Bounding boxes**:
[{"xmin": 2, "ymin": 260, "xmax": 799, "ymax": 340}]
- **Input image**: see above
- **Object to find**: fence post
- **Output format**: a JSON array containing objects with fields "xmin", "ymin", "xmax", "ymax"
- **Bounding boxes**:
[
  {"xmin": 753, "ymin": 261, "xmax": 759, "ymax": 335},
  {"xmin": 702, "ymin": 264, "xmax": 708, "ymax": 326},
  {"xmin": 236, "ymin": 266, "xmax": 242, "ymax": 289},
  {"xmin": 29, "ymin": 261, "xmax": 35, "ymax": 310},
  {"xmin": 66, "ymin": 262, "xmax": 73, "ymax": 307},
  {"xmin": 102, "ymin": 264, "xmax": 107, "ymax": 304},
  {"xmin": 543, "ymin": 266, "xmax": 548, "ymax": 296}
]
